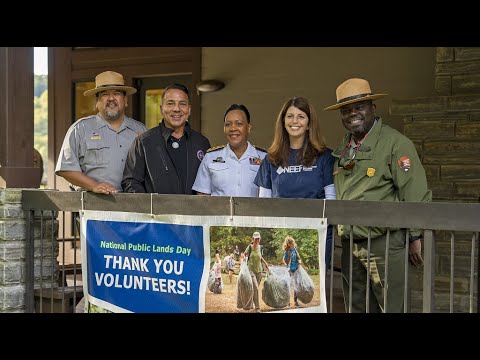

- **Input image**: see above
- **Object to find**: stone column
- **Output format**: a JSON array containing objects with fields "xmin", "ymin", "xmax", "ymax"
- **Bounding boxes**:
[{"xmin": 0, "ymin": 189, "xmax": 58, "ymax": 312}]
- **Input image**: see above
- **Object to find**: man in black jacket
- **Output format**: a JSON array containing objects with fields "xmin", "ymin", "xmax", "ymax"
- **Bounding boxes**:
[{"xmin": 122, "ymin": 83, "xmax": 210, "ymax": 194}]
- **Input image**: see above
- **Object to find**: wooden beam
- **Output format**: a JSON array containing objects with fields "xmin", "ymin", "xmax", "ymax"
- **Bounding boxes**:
[{"xmin": 0, "ymin": 47, "xmax": 40, "ymax": 188}]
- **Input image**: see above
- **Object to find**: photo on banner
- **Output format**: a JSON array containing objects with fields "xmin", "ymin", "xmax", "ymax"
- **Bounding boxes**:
[
  {"xmin": 206, "ymin": 226, "xmax": 323, "ymax": 313},
  {"xmin": 80, "ymin": 211, "xmax": 327, "ymax": 313}
]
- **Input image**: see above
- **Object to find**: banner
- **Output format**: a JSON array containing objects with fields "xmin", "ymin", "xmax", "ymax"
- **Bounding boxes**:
[{"xmin": 80, "ymin": 211, "xmax": 328, "ymax": 313}]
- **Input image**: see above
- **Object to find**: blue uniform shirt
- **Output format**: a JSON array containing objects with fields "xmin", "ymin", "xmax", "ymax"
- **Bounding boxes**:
[
  {"xmin": 192, "ymin": 142, "xmax": 267, "ymax": 197},
  {"xmin": 253, "ymin": 148, "xmax": 335, "ymax": 198}
]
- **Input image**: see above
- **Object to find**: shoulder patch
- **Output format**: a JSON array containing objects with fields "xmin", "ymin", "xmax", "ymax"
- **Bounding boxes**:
[
  {"xmin": 207, "ymin": 144, "xmax": 226, "ymax": 153},
  {"xmin": 253, "ymin": 145, "xmax": 267, "ymax": 153},
  {"xmin": 397, "ymin": 156, "xmax": 411, "ymax": 172}
]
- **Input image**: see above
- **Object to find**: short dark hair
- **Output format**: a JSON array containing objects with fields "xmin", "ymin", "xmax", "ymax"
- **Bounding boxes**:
[
  {"xmin": 223, "ymin": 104, "xmax": 250, "ymax": 123},
  {"xmin": 162, "ymin": 83, "xmax": 191, "ymax": 103}
]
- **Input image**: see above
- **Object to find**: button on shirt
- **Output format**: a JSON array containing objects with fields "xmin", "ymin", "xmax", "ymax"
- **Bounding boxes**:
[
  {"xmin": 55, "ymin": 115, "xmax": 148, "ymax": 191},
  {"xmin": 192, "ymin": 142, "xmax": 267, "ymax": 197}
]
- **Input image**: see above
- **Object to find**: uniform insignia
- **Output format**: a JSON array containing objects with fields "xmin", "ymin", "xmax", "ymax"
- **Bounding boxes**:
[
  {"xmin": 206, "ymin": 144, "xmax": 226, "ymax": 153},
  {"xmin": 213, "ymin": 157, "xmax": 225, "ymax": 163},
  {"xmin": 253, "ymin": 145, "xmax": 267, "ymax": 153},
  {"xmin": 367, "ymin": 168, "xmax": 376, "ymax": 177},
  {"xmin": 397, "ymin": 156, "xmax": 411, "ymax": 172},
  {"xmin": 197, "ymin": 150, "xmax": 205, "ymax": 161},
  {"xmin": 90, "ymin": 132, "xmax": 101, "ymax": 140},
  {"xmin": 249, "ymin": 157, "xmax": 262, "ymax": 165}
]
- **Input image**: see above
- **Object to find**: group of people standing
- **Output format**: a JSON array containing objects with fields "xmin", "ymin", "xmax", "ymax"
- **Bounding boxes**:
[{"xmin": 56, "ymin": 70, "xmax": 431, "ymax": 313}]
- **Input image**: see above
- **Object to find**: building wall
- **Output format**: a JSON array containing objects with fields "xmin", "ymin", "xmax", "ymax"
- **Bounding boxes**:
[
  {"xmin": 391, "ymin": 47, "xmax": 480, "ymax": 312},
  {"xmin": 200, "ymin": 47, "xmax": 436, "ymax": 149}
]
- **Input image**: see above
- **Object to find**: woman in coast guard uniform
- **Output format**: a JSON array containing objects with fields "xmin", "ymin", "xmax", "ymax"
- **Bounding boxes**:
[{"xmin": 192, "ymin": 104, "xmax": 267, "ymax": 197}]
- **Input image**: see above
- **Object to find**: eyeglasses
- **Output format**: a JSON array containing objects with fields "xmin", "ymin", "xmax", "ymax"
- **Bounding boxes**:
[
  {"xmin": 341, "ymin": 149, "xmax": 357, "ymax": 170},
  {"xmin": 338, "ymin": 144, "xmax": 358, "ymax": 170}
]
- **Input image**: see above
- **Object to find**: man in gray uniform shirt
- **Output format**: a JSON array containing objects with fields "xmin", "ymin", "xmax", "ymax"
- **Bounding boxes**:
[{"xmin": 55, "ymin": 71, "xmax": 148, "ymax": 193}]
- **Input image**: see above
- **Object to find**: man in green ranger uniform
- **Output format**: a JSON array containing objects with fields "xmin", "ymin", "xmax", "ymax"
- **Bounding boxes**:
[{"xmin": 324, "ymin": 78, "xmax": 432, "ymax": 313}]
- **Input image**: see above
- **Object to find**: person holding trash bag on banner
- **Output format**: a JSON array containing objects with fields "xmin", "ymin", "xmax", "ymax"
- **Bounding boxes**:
[
  {"xmin": 243, "ymin": 231, "xmax": 270, "ymax": 313},
  {"xmin": 210, "ymin": 253, "xmax": 223, "ymax": 294},
  {"xmin": 283, "ymin": 236, "xmax": 301, "ymax": 307}
]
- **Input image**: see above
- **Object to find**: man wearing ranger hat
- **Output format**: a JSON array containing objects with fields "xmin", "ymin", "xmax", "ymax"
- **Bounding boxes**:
[
  {"xmin": 56, "ymin": 70, "xmax": 148, "ymax": 193},
  {"xmin": 324, "ymin": 78, "xmax": 432, "ymax": 313}
]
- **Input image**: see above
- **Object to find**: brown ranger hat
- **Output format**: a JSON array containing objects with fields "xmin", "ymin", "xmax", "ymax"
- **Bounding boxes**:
[
  {"xmin": 83, "ymin": 71, "xmax": 137, "ymax": 97},
  {"xmin": 323, "ymin": 78, "xmax": 388, "ymax": 111}
]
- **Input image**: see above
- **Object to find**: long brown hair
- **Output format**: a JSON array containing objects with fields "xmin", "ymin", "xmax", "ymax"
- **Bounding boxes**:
[{"xmin": 268, "ymin": 97, "xmax": 326, "ymax": 167}]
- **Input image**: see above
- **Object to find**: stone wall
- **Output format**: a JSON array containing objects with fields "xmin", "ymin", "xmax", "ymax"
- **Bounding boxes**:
[
  {"xmin": 0, "ymin": 189, "xmax": 58, "ymax": 312},
  {"xmin": 391, "ymin": 47, "xmax": 480, "ymax": 312}
]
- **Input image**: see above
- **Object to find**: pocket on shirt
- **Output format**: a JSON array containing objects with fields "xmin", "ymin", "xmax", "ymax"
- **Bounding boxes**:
[
  {"xmin": 249, "ymin": 164, "xmax": 261, "ymax": 173},
  {"xmin": 208, "ymin": 163, "xmax": 230, "ymax": 172},
  {"xmin": 208, "ymin": 162, "xmax": 230, "ymax": 188},
  {"xmin": 84, "ymin": 140, "xmax": 110, "ymax": 166}
]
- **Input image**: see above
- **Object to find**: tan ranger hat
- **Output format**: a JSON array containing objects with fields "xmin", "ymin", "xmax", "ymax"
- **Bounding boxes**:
[
  {"xmin": 83, "ymin": 71, "xmax": 137, "ymax": 97},
  {"xmin": 324, "ymin": 78, "xmax": 387, "ymax": 111}
]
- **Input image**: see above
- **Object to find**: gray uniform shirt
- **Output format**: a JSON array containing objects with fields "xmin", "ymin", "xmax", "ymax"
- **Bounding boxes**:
[{"xmin": 55, "ymin": 114, "xmax": 148, "ymax": 191}]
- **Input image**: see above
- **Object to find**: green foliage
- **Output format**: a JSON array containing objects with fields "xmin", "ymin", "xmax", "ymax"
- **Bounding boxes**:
[
  {"xmin": 210, "ymin": 226, "xmax": 320, "ymax": 269},
  {"xmin": 210, "ymin": 227, "xmax": 253, "ymax": 258},
  {"xmin": 34, "ymin": 77, "xmax": 48, "ymax": 185},
  {"xmin": 34, "ymin": 75, "xmax": 48, "ymax": 97}
]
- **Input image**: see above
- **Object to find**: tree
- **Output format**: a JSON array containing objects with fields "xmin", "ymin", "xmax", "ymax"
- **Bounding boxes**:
[
  {"xmin": 34, "ymin": 75, "xmax": 48, "ymax": 97},
  {"xmin": 34, "ymin": 85, "xmax": 48, "ymax": 185}
]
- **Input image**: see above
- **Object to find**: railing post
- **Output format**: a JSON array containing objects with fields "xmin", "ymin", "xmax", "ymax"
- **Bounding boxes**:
[
  {"xmin": 25, "ymin": 210, "xmax": 35, "ymax": 313},
  {"xmin": 422, "ymin": 230, "xmax": 435, "ymax": 313},
  {"xmin": 476, "ymin": 232, "xmax": 479, "ymax": 313}
]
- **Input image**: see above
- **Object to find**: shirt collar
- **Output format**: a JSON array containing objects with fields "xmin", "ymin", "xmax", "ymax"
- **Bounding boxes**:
[
  {"xmin": 333, "ymin": 117, "xmax": 382, "ymax": 157},
  {"xmin": 160, "ymin": 121, "xmax": 191, "ymax": 142},
  {"xmin": 94, "ymin": 114, "xmax": 129, "ymax": 132},
  {"xmin": 225, "ymin": 142, "xmax": 256, "ymax": 160}
]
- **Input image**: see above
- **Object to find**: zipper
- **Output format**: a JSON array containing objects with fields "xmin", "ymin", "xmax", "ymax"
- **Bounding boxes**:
[{"xmin": 158, "ymin": 149, "xmax": 169, "ymax": 172}]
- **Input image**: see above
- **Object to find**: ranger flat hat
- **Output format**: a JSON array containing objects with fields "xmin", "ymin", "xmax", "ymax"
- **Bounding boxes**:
[
  {"xmin": 324, "ymin": 78, "xmax": 387, "ymax": 111},
  {"xmin": 83, "ymin": 71, "xmax": 137, "ymax": 97}
]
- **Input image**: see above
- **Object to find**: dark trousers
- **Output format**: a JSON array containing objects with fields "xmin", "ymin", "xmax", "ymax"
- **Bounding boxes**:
[{"xmin": 341, "ymin": 229, "xmax": 406, "ymax": 313}]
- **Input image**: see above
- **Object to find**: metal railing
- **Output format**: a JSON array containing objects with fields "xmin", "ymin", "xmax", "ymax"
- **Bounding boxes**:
[{"xmin": 22, "ymin": 190, "xmax": 480, "ymax": 313}]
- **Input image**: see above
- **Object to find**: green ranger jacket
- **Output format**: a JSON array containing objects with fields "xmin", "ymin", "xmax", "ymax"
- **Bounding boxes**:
[{"xmin": 332, "ymin": 118, "xmax": 432, "ymax": 239}]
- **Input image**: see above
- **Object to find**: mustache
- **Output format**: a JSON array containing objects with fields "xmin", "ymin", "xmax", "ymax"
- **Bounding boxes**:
[{"xmin": 106, "ymin": 100, "xmax": 118, "ymax": 107}]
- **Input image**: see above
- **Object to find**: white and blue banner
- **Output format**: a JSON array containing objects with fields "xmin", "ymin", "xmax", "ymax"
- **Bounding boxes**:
[{"xmin": 80, "ymin": 210, "xmax": 328, "ymax": 313}]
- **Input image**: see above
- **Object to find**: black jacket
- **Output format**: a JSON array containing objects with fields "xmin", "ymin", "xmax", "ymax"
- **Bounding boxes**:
[{"xmin": 121, "ymin": 122, "xmax": 210, "ymax": 194}]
